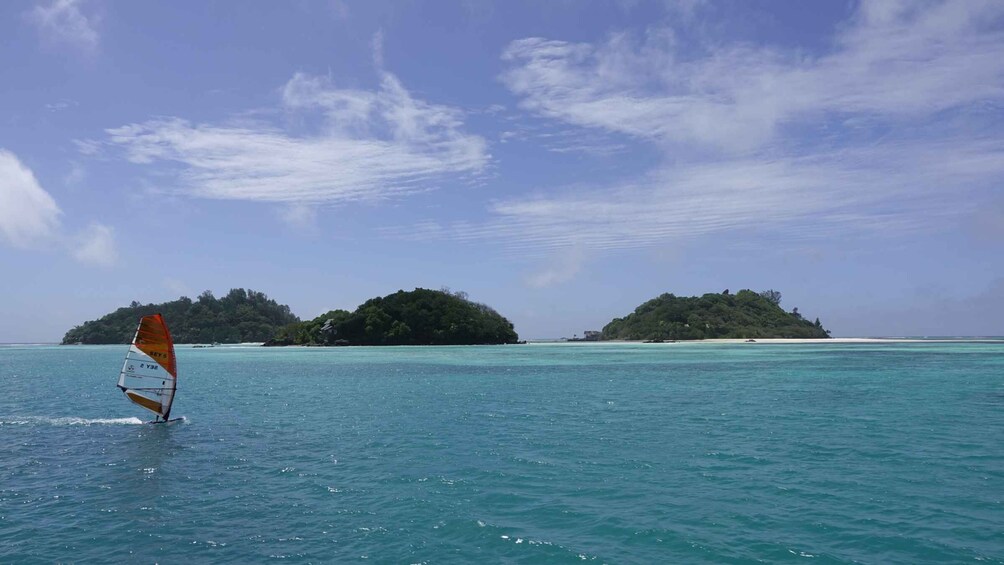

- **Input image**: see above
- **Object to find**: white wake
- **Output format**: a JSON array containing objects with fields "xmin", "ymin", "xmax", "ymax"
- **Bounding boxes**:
[{"xmin": 0, "ymin": 416, "xmax": 145, "ymax": 426}]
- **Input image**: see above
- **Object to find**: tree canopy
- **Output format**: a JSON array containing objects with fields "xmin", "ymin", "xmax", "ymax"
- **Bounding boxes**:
[
  {"xmin": 61, "ymin": 289, "xmax": 300, "ymax": 344},
  {"xmin": 601, "ymin": 289, "xmax": 830, "ymax": 340},
  {"xmin": 265, "ymin": 288, "xmax": 519, "ymax": 346}
]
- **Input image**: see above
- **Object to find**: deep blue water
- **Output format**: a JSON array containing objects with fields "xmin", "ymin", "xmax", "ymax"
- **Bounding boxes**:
[{"xmin": 1, "ymin": 342, "xmax": 1002, "ymax": 563}]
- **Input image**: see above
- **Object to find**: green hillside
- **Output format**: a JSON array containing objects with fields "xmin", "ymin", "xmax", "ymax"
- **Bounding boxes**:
[
  {"xmin": 601, "ymin": 289, "xmax": 829, "ymax": 340},
  {"xmin": 61, "ymin": 289, "xmax": 299, "ymax": 344},
  {"xmin": 266, "ymin": 288, "xmax": 519, "ymax": 346}
]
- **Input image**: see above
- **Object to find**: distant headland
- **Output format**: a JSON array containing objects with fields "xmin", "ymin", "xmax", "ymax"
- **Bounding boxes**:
[
  {"xmin": 263, "ymin": 288, "xmax": 519, "ymax": 346},
  {"xmin": 61, "ymin": 289, "xmax": 299, "ymax": 345},
  {"xmin": 598, "ymin": 289, "xmax": 829, "ymax": 341}
]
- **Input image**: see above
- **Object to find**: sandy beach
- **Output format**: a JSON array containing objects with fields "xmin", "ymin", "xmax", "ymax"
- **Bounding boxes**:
[{"xmin": 549, "ymin": 337, "xmax": 1003, "ymax": 344}]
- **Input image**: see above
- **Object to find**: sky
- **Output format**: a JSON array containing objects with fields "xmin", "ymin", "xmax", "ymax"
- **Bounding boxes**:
[{"xmin": 1, "ymin": 0, "xmax": 1002, "ymax": 342}]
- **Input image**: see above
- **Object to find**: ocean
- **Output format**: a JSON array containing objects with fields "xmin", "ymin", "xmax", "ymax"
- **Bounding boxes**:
[{"xmin": 1, "ymin": 342, "xmax": 1001, "ymax": 563}]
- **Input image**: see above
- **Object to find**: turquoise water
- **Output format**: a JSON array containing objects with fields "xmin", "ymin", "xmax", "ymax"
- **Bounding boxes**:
[{"xmin": 1, "ymin": 342, "xmax": 1002, "ymax": 563}]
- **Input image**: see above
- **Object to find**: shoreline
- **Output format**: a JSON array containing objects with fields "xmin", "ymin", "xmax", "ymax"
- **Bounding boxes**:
[
  {"xmin": 6, "ymin": 337, "xmax": 1004, "ymax": 347},
  {"xmin": 532, "ymin": 337, "xmax": 1004, "ymax": 344}
]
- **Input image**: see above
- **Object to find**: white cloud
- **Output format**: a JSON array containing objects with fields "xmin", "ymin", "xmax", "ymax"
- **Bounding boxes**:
[
  {"xmin": 388, "ymin": 135, "xmax": 1004, "ymax": 257},
  {"xmin": 28, "ymin": 0, "xmax": 99, "ymax": 52},
  {"xmin": 71, "ymin": 223, "xmax": 116, "ymax": 267},
  {"xmin": 164, "ymin": 278, "xmax": 192, "ymax": 297},
  {"xmin": 412, "ymin": 0, "xmax": 1004, "ymax": 260},
  {"xmin": 501, "ymin": 1, "xmax": 1004, "ymax": 151},
  {"xmin": 371, "ymin": 29, "xmax": 385, "ymax": 68},
  {"xmin": 64, "ymin": 162, "xmax": 85, "ymax": 187},
  {"xmin": 278, "ymin": 202, "xmax": 319, "ymax": 233},
  {"xmin": 0, "ymin": 149, "xmax": 117, "ymax": 266},
  {"xmin": 105, "ymin": 71, "xmax": 488, "ymax": 205},
  {"xmin": 45, "ymin": 99, "xmax": 78, "ymax": 112},
  {"xmin": 0, "ymin": 149, "xmax": 62, "ymax": 248},
  {"xmin": 73, "ymin": 139, "xmax": 102, "ymax": 156},
  {"xmin": 525, "ymin": 246, "xmax": 587, "ymax": 287}
]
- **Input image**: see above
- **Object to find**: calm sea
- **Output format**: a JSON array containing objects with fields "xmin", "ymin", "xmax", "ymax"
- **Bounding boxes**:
[{"xmin": 1, "ymin": 342, "xmax": 1001, "ymax": 563}]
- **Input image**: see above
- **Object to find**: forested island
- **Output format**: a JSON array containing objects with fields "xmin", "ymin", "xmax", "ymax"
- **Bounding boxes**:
[
  {"xmin": 62, "ymin": 286, "xmax": 823, "ymax": 346},
  {"xmin": 61, "ymin": 289, "xmax": 299, "ymax": 344},
  {"xmin": 601, "ymin": 289, "xmax": 829, "ymax": 340},
  {"xmin": 264, "ymin": 288, "xmax": 519, "ymax": 346},
  {"xmin": 62, "ymin": 287, "xmax": 518, "ymax": 346}
]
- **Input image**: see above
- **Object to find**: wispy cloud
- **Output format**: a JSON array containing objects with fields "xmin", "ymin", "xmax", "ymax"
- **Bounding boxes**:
[
  {"xmin": 371, "ymin": 29, "xmax": 385, "ymax": 68},
  {"xmin": 499, "ymin": 140, "xmax": 1002, "ymax": 253},
  {"xmin": 104, "ymin": 70, "xmax": 489, "ymax": 205},
  {"xmin": 73, "ymin": 139, "xmax": 102, "ymax": 156},
  {"xmin": 501, "ymin": 1, "xmax": 1004, "ymax": 151},
  {"xmin": 390, "ymin": 137, "xmax": 1004, "ymax": 258},
  {"xmin": 28, "ymin": 0, "xmax": 99, "ymax": 53},
  {"xmin": 164, "ymin": 278, "xmax": 192, "ymax": 298},
  {"xmin": 525, "ymin": 245, "xmax": 587, "ymax": 287},
  {"xmin": 419, "ymin": 0, "xmax": 1004, "ymax": 268},
  {"xmin": 64, "ymin": 162, "xmax": 85, "ymax": 188},
  {"xmin": 278, "ymin": 202, "xmax": 319, "ymax": 233},
  {"xmin": 495, "ymin": 117, "xmax": 629, "ymax": 155},
  {"xmin": 0, "ymin": 149, "xmax": 117, "ymax": 266},
  {"xmin": 71, "ymin": 223, "xmax": 117, "ymax": 267},
  {"xmin": 45, "ymin": 99, "xmax": 79, "ymax": 112}
]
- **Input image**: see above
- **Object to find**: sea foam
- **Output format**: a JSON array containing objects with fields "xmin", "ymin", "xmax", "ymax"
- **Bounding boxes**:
[{"xmin": 0, "ymin": 416, "xmax": 144, "ymax": 426}]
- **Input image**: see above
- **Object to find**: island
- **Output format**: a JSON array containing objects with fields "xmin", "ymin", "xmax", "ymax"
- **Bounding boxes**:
[
  {"xmin": 600, "ymin": 289, "xmax": 830, "ymax": 341},
  {"xmin": 264, "ymin": 288, "xmax": 519, "ymax": 346},
  {"xmin": 61, "ymin": 289, "xmax": 300, "ymax": 344}
]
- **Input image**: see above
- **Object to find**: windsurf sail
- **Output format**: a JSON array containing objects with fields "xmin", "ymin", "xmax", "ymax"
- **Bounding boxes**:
[{"xmin": 117, "ymin": 314, "xmax": 177, "ymax": 421}]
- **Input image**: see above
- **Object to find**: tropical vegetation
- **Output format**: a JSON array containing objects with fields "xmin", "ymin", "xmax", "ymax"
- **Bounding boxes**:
[
  {"xmin": 265, "ymin": 288, "xmax": 519, "ymax": 346},
  {"xmin": 61, "ymin": 289, "xmax": 299, "ymax": 344},
  {"xmin": 601, "ymin": 289, "xmax": 829, "ymax": 340}
]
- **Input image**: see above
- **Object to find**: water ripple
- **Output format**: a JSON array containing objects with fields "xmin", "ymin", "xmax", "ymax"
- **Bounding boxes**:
[{"xmin": 1, "ymin": 343, "xmax": 1002, "ymax": 563}]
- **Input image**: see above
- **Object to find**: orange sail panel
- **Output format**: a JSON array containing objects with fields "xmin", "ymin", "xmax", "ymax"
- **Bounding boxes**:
[
  {"xmin": 134, "ymin": 314, "xmax": 177, "ymax": 377},
  {"xmin": 117, "ymin": 314, "xmax": 178, "ymax": 419}
]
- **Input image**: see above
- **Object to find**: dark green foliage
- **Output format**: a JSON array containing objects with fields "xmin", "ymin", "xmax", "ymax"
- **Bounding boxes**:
[
  {"xmin": 61, "ymin": 289, "xmax": 299, "ymax": 344},
  {"xmin": 268, "ymin": 309, "xmax": 352, "ymax": 346},
  {"xmin": 267, "ymin": 288, "xmax": 518, "ymax": 346},
  {"xmin": 759, "ymin": 289, "xmax": 783, "ymax": 306},
  {"xmin": 601, "ymin": 289, "xmax": 830, "ymax": 341}
]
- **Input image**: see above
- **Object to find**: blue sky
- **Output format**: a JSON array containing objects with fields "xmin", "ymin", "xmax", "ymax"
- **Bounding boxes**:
[{"xmin": 1, "ymin": 0, "xmax": 1002, "ymax": 342}]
